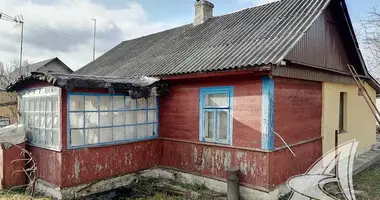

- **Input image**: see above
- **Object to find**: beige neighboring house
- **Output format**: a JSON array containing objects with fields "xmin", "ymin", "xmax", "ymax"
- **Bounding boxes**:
[{"xmin": 0, "ymin": 57, "xmax": 72, "ymax": 125}]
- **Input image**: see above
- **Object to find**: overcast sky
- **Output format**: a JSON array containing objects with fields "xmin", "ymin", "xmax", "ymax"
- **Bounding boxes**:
[{"xmin": 0, "ymin": 0, "xmax": 378, "ymax": 71}]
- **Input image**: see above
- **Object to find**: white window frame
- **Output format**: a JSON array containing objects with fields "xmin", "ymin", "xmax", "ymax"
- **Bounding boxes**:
[
  {"xmin": 19, "ymin": 87, "xmax": 62, "ymax": 151},
  {"xmin": 67, "ymin": 92, "xmax": 158, "ymax": 149}
]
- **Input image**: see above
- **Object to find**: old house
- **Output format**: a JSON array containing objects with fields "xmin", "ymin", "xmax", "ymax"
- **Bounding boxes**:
[
  {"xmin": 6, "ymin": 0, "xmax": 380, "ymax": 199},
  {"xmin": 0, "ymin": 57, "xmax": 72, "ymax": 126}
]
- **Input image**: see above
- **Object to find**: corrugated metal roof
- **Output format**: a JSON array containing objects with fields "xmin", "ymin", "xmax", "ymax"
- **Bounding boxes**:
[
  {"xmin": 75, "ymin": 0, "xmax": 331, "ymax": 77},
  {"xmin": 27, "ymin": 58, "xmax": 56, "ymax": 72}
]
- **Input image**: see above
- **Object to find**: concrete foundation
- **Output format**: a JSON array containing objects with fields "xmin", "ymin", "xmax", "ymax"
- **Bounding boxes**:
[{"xmin": 36, "ymin": 167, "xmax": 290, "ymax": 200}]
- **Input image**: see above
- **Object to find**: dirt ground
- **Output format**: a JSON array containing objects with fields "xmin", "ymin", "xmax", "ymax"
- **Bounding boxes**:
[{"xmin": 0, "ymin": 178, "xmax": 226, "ymax": 200}]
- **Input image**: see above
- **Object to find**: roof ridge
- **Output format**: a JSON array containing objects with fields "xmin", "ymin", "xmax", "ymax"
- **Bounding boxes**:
[{"xmin": 216, "ymin": 0, "xmax": 282, "ymax": 18}]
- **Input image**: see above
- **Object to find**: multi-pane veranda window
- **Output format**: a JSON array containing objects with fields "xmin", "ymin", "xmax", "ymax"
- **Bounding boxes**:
[
  {"xmin": 19, "ymin": 87, "xmax": 61, "ymax": 150},
  {"xmin": 68, "ymin": 94, "xmax": 158, "ymax": 148},
  {"xmin": 199, "ymin": 87, "xmax": 233, "ymax": 145}
]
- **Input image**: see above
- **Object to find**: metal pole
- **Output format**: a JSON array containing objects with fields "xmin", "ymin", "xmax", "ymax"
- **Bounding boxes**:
[
  {"xmin": 19, "ymin": 21, "xmax": 24, "ymax": 74},
  {"xmin": 92, "ymin": 18, "xmax": 96, "ymax": 61}
]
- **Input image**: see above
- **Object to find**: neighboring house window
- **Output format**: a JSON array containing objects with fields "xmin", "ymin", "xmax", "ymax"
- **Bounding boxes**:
[
  {"xmin": 0, "ymin": 117, "xmax": 10, "ymax": 128},
  {"xmin": 339, "ymin": 92, "xmax": 347, "ymax": 132},
  {"xmin": 19, "ymin": 87, "xmax": 61, "ymax": 150},
  {"xmin": 68, "ymin": 94, "xmax": 158, "ymax": 148},
  {"xmin": 199, "ymin": 87, "xmax": 233, "ymax": 145}
]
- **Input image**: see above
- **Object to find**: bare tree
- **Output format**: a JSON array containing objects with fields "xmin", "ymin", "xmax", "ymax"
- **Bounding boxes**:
[
  {"xmin": 0, "ymin": 60, "xmax": 31, "ymax": 124},
  {"xmin": 361, "ymin": 7, "xmax": 380, "ymax": 78}
]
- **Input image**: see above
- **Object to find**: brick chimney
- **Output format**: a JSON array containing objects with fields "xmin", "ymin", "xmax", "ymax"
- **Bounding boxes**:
[{"xmin": 194, "ymin": 0, "xmax": 214, "ymax": 25}]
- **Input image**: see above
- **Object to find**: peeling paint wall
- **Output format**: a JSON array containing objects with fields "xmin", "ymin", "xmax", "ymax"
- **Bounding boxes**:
[
  {"xmin": 159, "ymin": 140, "xmax": 270, "ymax": 189},
  {"xmin": 274, "ymin": 77, "xmax": 322, "ymax": 147},
  {"xmin": 60, "ymin": 140, "xmax": 160, "ymax": 187},
  {"xmin": 0, "ymin": 144, "xmax": 26, "ymax": 189},
  {"xmin": 159, "ymin": 74, "xmax": 263, "ymax": 149},
  {"xmin": 28, "ymin": 146, "xmax": 62, "ymax": 187},
  {"xmin": 268, "ymin": 139, "xmax": 322, "ymax": 189},
  {"xmin": 158, "ymin": 74, "xmax": 269, "ymax": 189}
]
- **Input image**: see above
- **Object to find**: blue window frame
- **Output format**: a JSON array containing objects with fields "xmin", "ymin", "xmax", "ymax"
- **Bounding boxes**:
[
  {"xmin": 67, "ymin": 92, "xmax": 158, "ymax": 149},
  {"xmin": 199, "ymin": 86, "xmax": 233, "ymax": 145}
]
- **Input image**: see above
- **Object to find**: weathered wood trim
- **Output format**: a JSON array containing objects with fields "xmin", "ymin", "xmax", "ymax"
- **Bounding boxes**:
[
  {"xmin": 159, "ymin": 137, "xmax": 322, "ymax": 153},
  {"xmin": 272, "ymin": 64, "xmax": 357, "ymax": 85}
]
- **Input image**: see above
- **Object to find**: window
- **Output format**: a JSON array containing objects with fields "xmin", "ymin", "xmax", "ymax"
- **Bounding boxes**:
[
  {"xmin": 19, "ymin": 87, "xmax": 61, "ymax": 150},
  {"xmin": 339, "ymin": 92, "xmax": 347, "ymax": 132},
  {"xmin": 68, "ymin": 93, "xmax": 158, "ymax": 148},
  {"xmin": 199, "ymin": 86, "xmax": 233, "ymax": 145}
]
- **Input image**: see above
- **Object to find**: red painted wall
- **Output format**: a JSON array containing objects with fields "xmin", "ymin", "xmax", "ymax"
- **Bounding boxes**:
[
  {"xmin": 60, "ymin": 140, "xmax": 160, "ymax": 187},
  {"xmin": 60, "ymin": 88, "xmax": 160, "ymax": 187},
  {"xmin": 28, "ymin": 146, "xmax": 62, "ymax": 187},
  {"xmin": 160, "ymin": 139, "xmax": 270, "ymax": 189},
  {"xmin": 17, "ymin": 75, "xmax": 323, "ymax": 191},
  {"xmin": 268, "ymin": 139, "xmax": 322, "ymax": 189},
  {"xmin": 0, "ymin": 144, "xmax": 26, "ymax": 189},
  {"xmin": 159, "ymin": 75, "xmax": 263, "ymax": 149},
  {"xmin": 274, "ymin": 77, "xmax": 322, "ymax": 147}
]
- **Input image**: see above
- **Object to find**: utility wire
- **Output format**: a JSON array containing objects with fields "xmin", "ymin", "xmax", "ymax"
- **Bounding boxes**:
[{"xmin": 24, "ymin": 18, "xmax": 106, "ymax": 54}]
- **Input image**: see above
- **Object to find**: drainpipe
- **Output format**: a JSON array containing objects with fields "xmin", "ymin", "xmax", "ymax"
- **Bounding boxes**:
[{"xmin": 227, "ymin": 167, "xmax": 240, "ymax": 200}]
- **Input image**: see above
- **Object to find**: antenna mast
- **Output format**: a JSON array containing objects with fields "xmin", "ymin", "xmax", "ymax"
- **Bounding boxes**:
[
  {"xmin": 91, "ymin": 18, "xmax": 97, "ymax": 61},
  {"xmin": 0, "ymin": 13, "xmax": 24, "ymax": 74}
]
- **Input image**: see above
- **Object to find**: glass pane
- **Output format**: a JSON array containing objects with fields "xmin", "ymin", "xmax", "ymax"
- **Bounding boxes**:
[
  {"xmin": 113, "ymin": 111, "xmax": 125, "ymax": 126},
  {"xmin": 100, "ymin": 128, "xmax": 112, "ymax": 143},
  {"xmin": 148, "ymin": 110, "xmax": 156, "ymax": 123},
  {"xmin": 218, "ymin": 111, "xmax": 228, "ymax": 141},
  {"xmin": 85, "ymin": 129, "xmax": 98, "ymax": 144},
  {"xmin": 70, "ymin": 113, "xmax": 84, "ymax": 128},
  {"xmin": 35, "ymin": 98, "xmax": 39, "ymax": 111},
  {"xmin": 52, "ymin": 87, "xmax": 60, "ymax": 93},
  {"xmin": 29, "ymin": 131, "xmax": 34, "ymax": 143},
  {"xmin": 24, "ymin": 99, "xmax": 29, "ymax": 111},
  {"xmin": 40, "ymin": 114, "xmax": 45, "ymax": 128},
  {"xmin": 46, "ymin": 114, "xmax": 52, "ymax": 128},
  {"xmin": 99, "ymin": 112, "xmax": 112, "ymax": 126},
  {"xmin": 125, "ymin": 98, "xmax": 136, "ymax": 109},
  {"xmin": 85, "ymin": 112, "xmax": 99, "ymax": 128},
  {"xmin": 147, "ymin": 124, "xmax": 155, "ymax": 136},
  {"xmin": 44, "ymin": 87, "xmax": 52, "ymax": 93},
  {"xmin": 113, "ymin": 127, "xmax": 124, "ymax": 141},
  {"xmin": 46, "ymin": 97, "xmax": 52, "ymax": 111},
  {"xmin": 85, "ymin": 96, "xmax": 98, "ymax": 111},
  {"xmin": 113, "ymin": 96, "xmax": 124, "ymax": 110},
  {"xmin": 205, "ymin": 93, "xmax": 228, "ymax": 107},
  {"xmin": 204, "ymin": 111, "xmax": 214, "ymax": 140},
  {"xmin": 29, "ymin": 98, "xmax": 34, "ymax": 111},
  {"xmin": 70, "ymin": 95, "xmax": 84, "ymax": 111},
  {"xmin": 52, "ymin": 130, "xmax": 59, "ymax": 146},
  {"xmin": 34, "ymin": 114, "xmax": 39, "ymax": 127},
  {"xmin": 53, "ymin": 113, "xmax": 59, "ymax": 128},
  {"xmin": 137, "ymin": 125, "xmax": 147, "ymax": 138},
  {"xmin": 40, "ymin": 97, "xmax": 46, "ymax": 112},
  {"xmin": 137, "ymin": 98, "xmax": 147, "ymax": 109},
  {"xmin": 148, "ymin": 97, "xmax": 156, "ymax": 108},
  {"xmin": 40, "ymin": 129, "xmax": 46, "ymax": 145},
  {"xmin": 137, "ymin": 111, "xmax": 146, "ymax": 124},
  {"xmin": 46, "ymin": 130, "xmax": 52, "ymax": 146},
  {"xmin": 33, "ymin": 128, "xmax": 39, "ymax": 142},
  {"xmin": 125, "ymin": 126, "xmax": 136, "ymax": 140},
  {"xmin": 71, "ymin": 130, "xmax": 84, "ymax": 146},
  {"xmin": 125, "ymin": 111, "xmax": 137, "ymax": 125},
  {"xmin": 27, "ymin": 114, "xmax": 33, "ymax": 127},
  {"xmin": 99, "ymin": 96, "xmax": 112, "ymax": 110},
  {"xmin": 52, "ymin": 96, "xmax": 58, "ymax": 112}
]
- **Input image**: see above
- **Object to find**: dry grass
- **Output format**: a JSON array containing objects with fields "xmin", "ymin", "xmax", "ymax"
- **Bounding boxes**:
[{"xmin": 0, "ymin": 190, "xmax": 50, "ymax": 200}]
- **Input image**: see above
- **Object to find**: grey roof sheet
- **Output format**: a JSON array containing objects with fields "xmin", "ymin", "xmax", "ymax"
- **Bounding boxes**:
[
  {"xmin": 75, "ymin": 0, "xmax": 331, "ymax": 77},
  {"xmin": 27, "ymin": 58, "xmax": 56, "ymax": 72}
]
